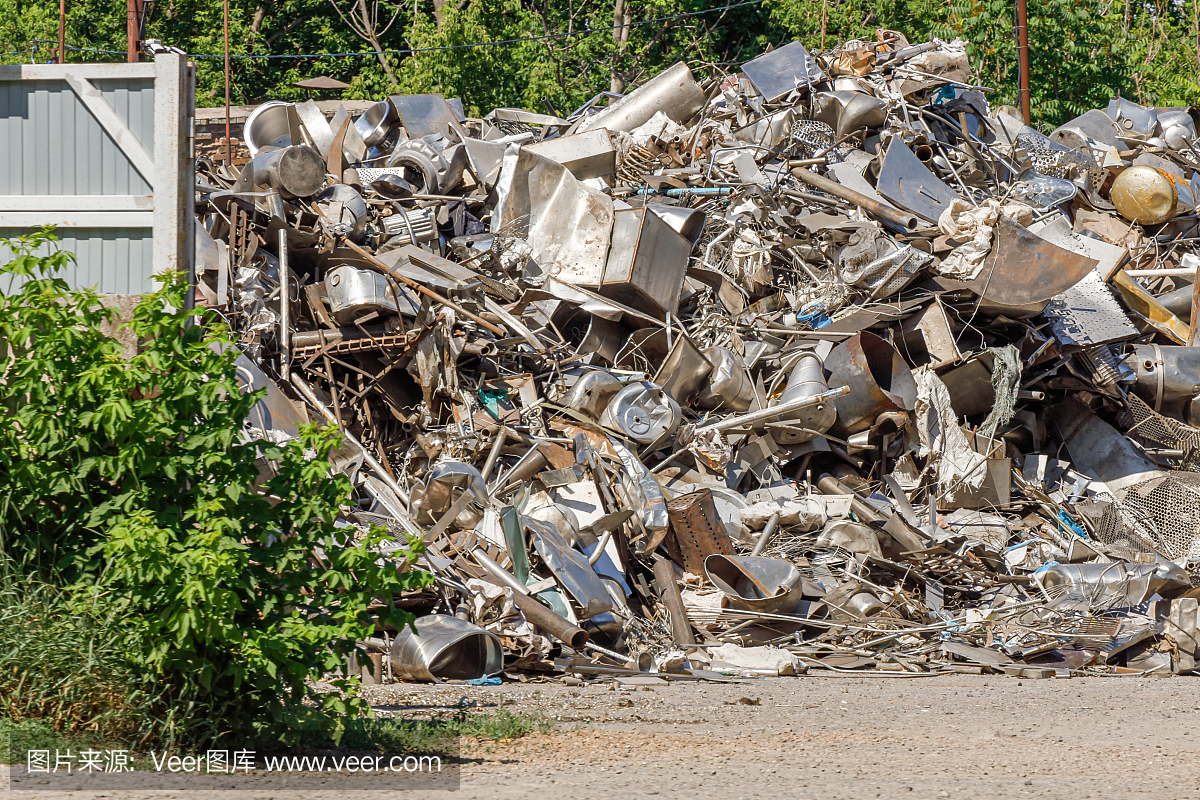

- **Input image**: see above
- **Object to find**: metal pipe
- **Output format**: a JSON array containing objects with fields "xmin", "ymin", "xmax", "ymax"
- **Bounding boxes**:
[
  {"xmin": 652, "ymin": 558, "xmax": 696, "ymax": 646},
  {"xmin": 1191, "ymin": 270, "xmax": 1200, "ymax": 346},
  {"xmin": 1016, "ymin": 0, "xmax": 1031, "ymax": 124},
  {"xmin": 695, "ymin": 385, "xmax": 849, "ymax": 433},
  {"xmin": 1124, "ymin": 268, "xmax": 1199, "ymax": 277},
  {"xmin": 587, "ymin": 530, "xmax": 614, "ymax": 566},
  {"xmin": 816, "ymin": 475, "xmax": 885, "ymax": 524},
  {"xmin": 790, "ymin": 167, "xmax": 918, "ymax": 229},
  {"xmin": 472, "ymin": 548, "xmax": 589, "ymax": 648},
  {"xmin": 584, "ymin": 641, "xmax": 637, "ymax": 666},
  {"xmin": 479, "ymin": 427, "xmax": 508, "ymax": 482},
  {"xmin": 749, "ymin": 512, "xmax": 781, "ymax": 557},
  {"xmin": 126, "ymin": 0, "xmax": 139, "ymax": 62},
  {"xmin": 278, "ymin": 229, "xmax": 290, "ymax": 376},
  {"xmin": 223, "ymin": 0, "xmax": 231, "ymax": 166}
]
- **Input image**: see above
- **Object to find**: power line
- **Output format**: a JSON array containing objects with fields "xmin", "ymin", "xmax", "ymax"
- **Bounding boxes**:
[{"xmin": 31, "ymin": 0, "xmax": 764, "ymax": 62}]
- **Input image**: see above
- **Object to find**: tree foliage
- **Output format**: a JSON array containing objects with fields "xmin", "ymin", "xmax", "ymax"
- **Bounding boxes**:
[
  {"xmin": 0, "ymin": 228, "xmax": 431, "ymax": 746},
  {"xmin": 4, "ymin": 0, "xmax": 1198, "ymax": 127}
]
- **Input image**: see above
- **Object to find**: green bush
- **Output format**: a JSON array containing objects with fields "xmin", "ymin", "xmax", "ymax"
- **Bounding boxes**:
[{"xmin": 0, "ymin": 228, "xmax": 432, "ymax": 748}]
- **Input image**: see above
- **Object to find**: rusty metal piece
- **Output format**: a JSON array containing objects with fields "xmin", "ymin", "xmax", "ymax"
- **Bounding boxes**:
[
  {"xmin": 664, "ymin": 489, "xmax": 734, "ymax": 575},
  {"xmin": 824, "ymin": 331, "xmax": 917, "ymax": 437},
  {"xmin": 652, "ymin": 558, "xmax": 695, "ymax": 645},
  {"xmin": 966, "ymin": 216, "xmax": 1099, "ymax": 317}
]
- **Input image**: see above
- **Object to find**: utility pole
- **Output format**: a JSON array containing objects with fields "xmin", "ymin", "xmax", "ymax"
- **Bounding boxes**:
[
  {"xmin": 58, "ymin": 0, "xmax": 66, "ymax": 63},
  {"xmin": 127, "ymin": 0, "xmax": 141, "ymax": 62},
  {"xmin": 1017, "ymin": 0, "xmax": 1031, "ymax": 124}
]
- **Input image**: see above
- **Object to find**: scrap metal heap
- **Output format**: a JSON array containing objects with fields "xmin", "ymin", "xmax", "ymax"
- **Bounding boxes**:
[{"xmin": 194, "ymin": 31, "xmax": 1200, "ymax": 682}]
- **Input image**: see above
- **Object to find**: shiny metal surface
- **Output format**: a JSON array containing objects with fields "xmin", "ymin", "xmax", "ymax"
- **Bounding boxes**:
[{"xmin": 388, "ymin": 614, "xmax": 504, "ymax": 682}]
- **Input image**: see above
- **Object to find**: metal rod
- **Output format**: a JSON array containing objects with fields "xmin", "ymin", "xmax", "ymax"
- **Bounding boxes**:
[
  {"xmin": 695, "ymin": 386, "xmax": 849, "ymax": 433},
  {"xmin": 749, "ymin": 512, "xmax": 781, "ymax": 557},
  {"xmin": 479, "ymin": 427, "xmax": 508, "ymax": 482},
  {"xmin": 223, "ymin": 0, "xmax": 232, "ymax": 166},
  {"xmin": 790, "ymin": 167, "xmax": 918, "ymax": 229},
  {"xmin": 587, "ymin": 530, "xmax": 614, "ymax": 566},
  {"xmin": 278, "ymin": 229, "xmax": 290, "ymax": 376},
  {"xmin": 58, "ymin": 0, "xmax": 66, "ymax": 64},
  {"xmin": 1016, "ymin": 0, "xmax": 1031, "ymax": 124},
  {"xmin": 1189, "ymin": 273, "xmax": 1200, "ymax": 347}
]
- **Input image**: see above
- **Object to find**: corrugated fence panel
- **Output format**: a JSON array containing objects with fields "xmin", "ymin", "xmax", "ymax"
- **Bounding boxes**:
[
  {"xmin": 0, "ymin": 228, "xmax": 155, "ymax": 295},
  {"xmin": 0, "ymin": 69, "xmax": 157, "ymax": 294}
]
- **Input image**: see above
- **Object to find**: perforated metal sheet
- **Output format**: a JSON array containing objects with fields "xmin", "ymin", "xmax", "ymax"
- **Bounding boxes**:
[{"xmin": 1043, "ymin": 269, "xmax": 1140, "ymax": 347}]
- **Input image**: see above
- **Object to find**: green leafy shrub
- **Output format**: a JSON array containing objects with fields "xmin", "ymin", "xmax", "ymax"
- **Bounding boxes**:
[{"xmin": 0, "ymin": 228, "xmax": 431, "ymax": 747}]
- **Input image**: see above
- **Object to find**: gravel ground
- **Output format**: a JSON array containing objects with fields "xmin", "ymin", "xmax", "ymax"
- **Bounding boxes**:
[{"xmin": 6, "ymin": 672, "xmax": 1199, "ymax": 799}]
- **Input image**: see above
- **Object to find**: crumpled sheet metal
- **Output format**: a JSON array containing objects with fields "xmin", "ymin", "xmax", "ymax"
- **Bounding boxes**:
[
  {"xmin": 388, "ymin": 614, "xmax": 504, "ymax": 682},
  {"xmin": 492, "ymin": 145, "xmax": 614, "ymax": 284},
  {"xmin": 966, "ymin": 216, "xmax": 1099, "ymax": 317},
  {"xmin": 193, "ymin": 35, "xmax": 1200, "ymax": 684}
]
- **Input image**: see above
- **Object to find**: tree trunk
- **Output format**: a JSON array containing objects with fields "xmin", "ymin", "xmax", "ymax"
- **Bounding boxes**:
[
  {"xmin": 357, "ymin": 0, "xmax": 397, "ymax": 83},
  {"xmin": 610, "ymin": 0, "xmax": 629, "ymax": 93}
]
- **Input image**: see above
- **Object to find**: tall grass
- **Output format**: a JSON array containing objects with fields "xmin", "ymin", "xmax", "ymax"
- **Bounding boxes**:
[{"xmin": 0, "ymin": 571, "xmax": 170, "ymax": 756}]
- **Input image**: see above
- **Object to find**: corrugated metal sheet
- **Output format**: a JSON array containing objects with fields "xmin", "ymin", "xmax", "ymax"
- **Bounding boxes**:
[
  {"xmin": 0, "ymin": 75, "xmax": 156, "ymax": 293},
  {"xmin": 0, "ymin": 228, "xmax": 155, "ymax": 295}
]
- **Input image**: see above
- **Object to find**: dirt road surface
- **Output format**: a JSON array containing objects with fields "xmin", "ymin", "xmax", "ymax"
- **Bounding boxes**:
[{"xmin": 6, "ymin": 673, "xmax": 1199, "ymax": 799}]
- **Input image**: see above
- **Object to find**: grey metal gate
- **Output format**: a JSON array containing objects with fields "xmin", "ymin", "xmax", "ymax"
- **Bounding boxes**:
[{"xmin": 0, "ymin": 54, "xmax": 194, "ymax": 294}]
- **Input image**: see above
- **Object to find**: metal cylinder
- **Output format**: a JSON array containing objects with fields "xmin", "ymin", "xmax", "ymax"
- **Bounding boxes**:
[
  {"xmin": 652, "ymin": 559, "xmax": 695, "ymax": 646},
  {"xmin": 773, "ymin": 352, "xmax": 838, "ymax": 443},
  {"xmin": 387, "ymin": 614, "xmax": 504, "ymax": 682},
  {"xmin": 512, "ymin": 592, "xmax": 589, "ymax": 649},
  {"xmin": 576, "ymin": 61, "xmax": 706, "ymax": 134},
  {"xmin": 243, "ymin": 145, "xmax": 326, "ymax": 199},
  {"xmin": 471, "ymin": 547, "xmax": 590, "ymax": 649},
  {"xmin": 824, "ymin": 331, "xmax": 917, "ymax": 436}
]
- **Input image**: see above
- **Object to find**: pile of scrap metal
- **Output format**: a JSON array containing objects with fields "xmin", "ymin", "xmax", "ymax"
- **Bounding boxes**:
[{"xmin": 194, "ymin": 31, "xmax": 1200, "ymax": 683}]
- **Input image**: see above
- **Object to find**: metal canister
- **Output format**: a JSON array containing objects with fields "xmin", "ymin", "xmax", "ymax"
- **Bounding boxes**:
[
  {"xmin": 1110, "ymin": 165, "xmax": 1186, "ymax": 225},
  {"xmin": 598, "ymin": 381, "xmax": 681, "ymax": 444},
  {"xmin": 772, "ymin": 352, "xmax": 838, "ymax": 443}
]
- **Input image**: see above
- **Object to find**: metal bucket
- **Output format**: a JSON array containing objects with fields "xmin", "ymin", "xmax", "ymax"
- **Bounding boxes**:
[
  {"xmin": 388, "ymin": 614, "xmax": 504, "ymax": 683},
  {"xmin": 824, "ymin": 332, "xmax": 917, "ymax": 436},
  {"xmin": 704, "ymin": 554, "xmax": 805, "ymax": 614}
]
